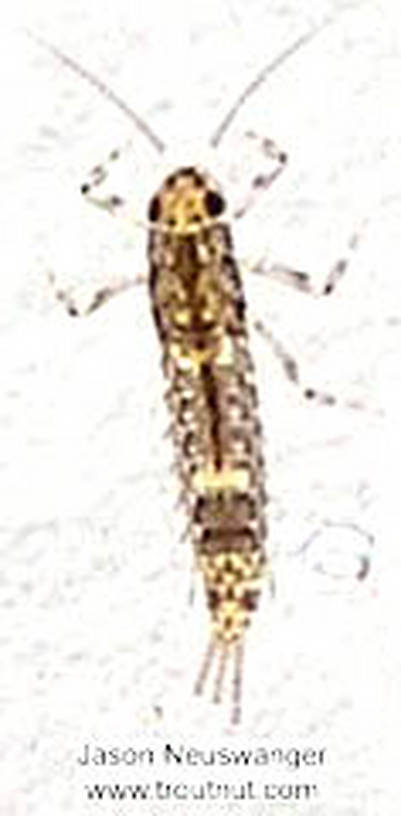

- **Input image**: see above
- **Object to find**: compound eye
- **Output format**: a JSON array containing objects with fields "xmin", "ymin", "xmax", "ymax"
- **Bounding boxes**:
[
  {"xmin": 204, "ymin": 189, "xmax": 225, "ymax": 217},
  {"xmin": 148, "ymin": 195, "xmax": 161, "ymax": 222}
]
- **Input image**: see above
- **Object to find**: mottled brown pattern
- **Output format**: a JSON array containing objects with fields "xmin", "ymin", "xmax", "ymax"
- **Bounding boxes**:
[{"xmin": 148, "ymin": 166, "xmax": 268, "ymax": 722}]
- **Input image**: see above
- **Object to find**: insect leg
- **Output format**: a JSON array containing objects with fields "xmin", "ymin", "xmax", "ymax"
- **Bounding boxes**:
[
  {"xmin": 232, "ymin": 130, "xmax": 288, "ymax": 220},
  {"xmin": 49, "ymin": 269, "xmax": 145, "ymax": 317},
  {"xmin": 51, "ymin": 141, "xmax": 152, "ymax": 316},
  {"xmin": 80, "ymin": 142, "xmax": 132, "ymax": 215},
  {"xmin": 251, "ymin": 227, "xmax": 363, "ymax": 296},
  {"xmin": 254, "ymin": 321, "xmax": 364, "ymax": 410}
]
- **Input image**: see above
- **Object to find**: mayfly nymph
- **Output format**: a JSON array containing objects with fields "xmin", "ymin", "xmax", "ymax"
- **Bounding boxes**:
[
  {"xmin": 30, "ymin": 10, "xmax": 354, "ymax": 722},
  {"xmin": 147, "ymin": 165, "xmax": 269, "ymax": 722}
]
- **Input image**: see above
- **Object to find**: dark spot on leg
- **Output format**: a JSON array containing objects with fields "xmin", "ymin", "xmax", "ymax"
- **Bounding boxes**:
[{"xmin": 110, "ymin": 195, "xmax": 124, "ymax": 208}]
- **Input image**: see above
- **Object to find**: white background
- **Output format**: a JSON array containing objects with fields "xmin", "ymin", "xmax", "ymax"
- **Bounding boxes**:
[{"xmin": 1, "ymin": 0, "xmax": 400, "ymax": 813}]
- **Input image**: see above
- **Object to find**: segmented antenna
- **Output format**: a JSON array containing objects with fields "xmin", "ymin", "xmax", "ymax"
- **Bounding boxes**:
[
  {"xmin": 210, "ymin": 14, "xmax": 336, "ymax": 147},
  {"xmin": 26, "ymin": 13, "xmax": 347, "ymax": 154},
  {"xmin": 26, "ymin": 29, "xmax": 165, "ymax": 154}
]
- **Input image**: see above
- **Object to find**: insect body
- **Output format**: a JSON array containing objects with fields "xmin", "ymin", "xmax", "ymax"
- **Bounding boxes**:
[
  {"xmin": 32, "ymin": 9, "xmax": 358, "ymax": 724},
  {"xmin": 148, "ymin": 167, "xmax": 268, "ymax": 722}
]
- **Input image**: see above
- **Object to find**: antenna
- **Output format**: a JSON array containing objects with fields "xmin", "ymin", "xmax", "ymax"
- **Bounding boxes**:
[
  {"xmin": 27, "ymin": 4, "xmax": 364, "ymax": 155},
  {"xmin": 26, "ymin": 29, "xmax": 165, "ymax": 154},
  {"xmin": 210, "ymin": 13, "xmax": 338, "ymax": 147}
]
